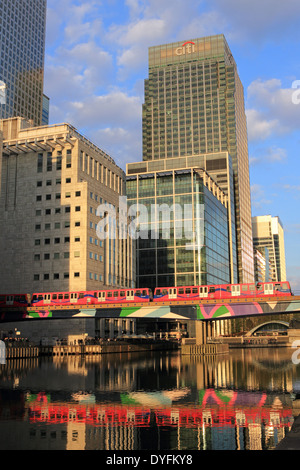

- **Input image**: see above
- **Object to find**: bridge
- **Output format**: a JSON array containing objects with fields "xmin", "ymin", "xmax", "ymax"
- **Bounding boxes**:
[
  {"xmin": 1, "ymin": 296, "xmax": 300, "ymax": 347},
  {"xmin": 0, "ymin": 295, "xmax": 299, "ymax": 321}
]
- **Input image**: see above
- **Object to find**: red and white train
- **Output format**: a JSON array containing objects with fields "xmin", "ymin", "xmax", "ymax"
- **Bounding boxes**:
[{"xmin": 0, "ymin": 281, "xmax": 292, "ymax": 308}]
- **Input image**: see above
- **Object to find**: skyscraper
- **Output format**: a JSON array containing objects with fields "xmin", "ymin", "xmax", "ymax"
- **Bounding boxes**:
[
  {"xmin": 0, "ymin": 0, "xmax": 47, "ymax": 125},
  {"xmin": 252, "ymin": 215, "xmax": 287, "ymax": 282},
  {"xmin": 142, "ymin": 35, "xmax": 254, "ymax": 283}
]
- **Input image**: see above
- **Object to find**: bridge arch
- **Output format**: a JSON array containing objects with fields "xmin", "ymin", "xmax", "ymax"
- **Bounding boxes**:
[{"xmin": 246, "ymin": 321, "xmax": 289, "ymax": 337}]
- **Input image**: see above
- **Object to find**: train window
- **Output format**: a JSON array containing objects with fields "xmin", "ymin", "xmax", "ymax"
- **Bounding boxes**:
[
  {"xmin": 136, "ymin": 290, "xmax": 141, "ymax": 295},
  {"xmin": 178, "ymin": 288, "xmax": 184, "ymax": 294},
  {"xmin": 58, "ymin": 294, "xmax": 63, "ymax": 300},
  {"xmin": 0, "ymin": 296, "xmax": 5, "ymax": 301},
  {"xmin": 156, "ymin": 290, "xmax": 161, "ymax": 295},
  {"xmin": 120, "ymin": 291, "xmax": 125, "ymax": 297},
  {"xmin": 142, "ymin": 290, "xmax": 147, "ymax": 296},
  {"xmin": 282, "ymin": 283, "xmax": 288, "ymax": 290},
  {"xmin": 162, "ymin": 289, "xmax": 168, "ymax": 295},
  {"xmin": 242, "ymin": 285, "xmax": 248, "ymax": 292},
  {"xmin": 38, "ymin": 295, "xmax": 43, "ymax": 300},
  {"xmin": 113, "ymin": 291, "xmax": 119, "ymax": 297},
  {"xmin": 226, "ymin": 286, "xmax": 231, "ymax": 292},
  {"xmin": 32, "ymin": 295, "xmax": 37, "ymax": 300},
  {"xmin": 275, "ymin": 283, "xmax": 280, "ymax": 290},
  {"xmin": 64, "ymin": 294, "xmax": 69, "ymax": 299},
  {"xmin": 52, "ymin": 294, "xmax": 57, "ymax": 300},
  {"xmin": 249, "ymin": 284, "xmax": 255, "ymax": 291},
  {"xmin": 192, "ymin": 288, "xmax": 198, "ymax": 294},
  {"xmin": 107, "ymin": 292, "xmax": 112, "ymax": 298},
  {"xmin": 209, "ymin": 287, "xmax": 215, "ymax": 293},
  {"xmin": 256, "ymin": 284, "xmax": 261, "ymax": 290},
  {"xmin": 79, "ymin": 293, "xmax": 84, "ymax": 299}
]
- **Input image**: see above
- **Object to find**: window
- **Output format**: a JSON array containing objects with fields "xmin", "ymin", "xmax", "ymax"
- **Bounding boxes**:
[
  {"xmin": 44, "ymin": 274, "xmax": 49, "ymax": 280},
  {"xmin": 54, "ymin": 238, "xmax": 60, "ymax": 244},
  {"xmin": 34, "ymin": 274, "xmax": 40, "ymax": 281},
  {"xmin": 47, "ymin": 152, "xmax": 52, "ymax": 171},
  {"xmin": 44, "ymin": 238, "xmax": 50, "ymax": 245},
  {"xmin": 53, "ymin": 273, "xmax": 59, "ymax": 280},
  {"xmin": 74, "ymin": 272, "xmax": 80, "ymax": 277},
  {"xmin": 64, "ymin": 237, "xmax": 70, "ymax": 243},
  {"xmin": 56, "ymin": 155, "xmax": 62, "ymax": 171},
  {"xmin": 37, "ymin": 153, "xmax": 43, "ymax": 173},
  {"xmin": 75, "ymin": 206, "xmax": 80, "ymax": 212},
  {"xmin": 44, "ymin": 253, "xmax": 50, "ymax": 260},
  {"xmin": 66, "ymin": 150, "xmax": 72, "ymax": 168},
  {"xmin": 34, "ymin": 254, "xmax": 40, "ymax": 261},
  {"xmin": 75, "ymin": 191, "xmax": 81, "ymax": 197},
  {"xmin": 74, "ymin": 251, "xmax": 80, "ymax": 258}
]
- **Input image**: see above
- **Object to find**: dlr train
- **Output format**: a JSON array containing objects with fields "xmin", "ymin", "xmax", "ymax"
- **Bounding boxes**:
[{"xmin": 0, "ymin": 281, "xmax": 292, "ymax": 308}]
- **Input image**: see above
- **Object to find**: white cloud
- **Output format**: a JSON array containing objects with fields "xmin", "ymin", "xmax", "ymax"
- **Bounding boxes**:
[
  {"xmin": 210, "ymin": 0, "xmax": 300, "ymax": 42},
  {"xmin": 246, "ymin": 79, "xmax": 300, "ymax": 142},
  {"xmin": 249, "ymin": 146, "xmax": 287, "ymax": 166},
  {"xmin": 251, "ymin": 184, "xmax": 272, "ymax": 210}
]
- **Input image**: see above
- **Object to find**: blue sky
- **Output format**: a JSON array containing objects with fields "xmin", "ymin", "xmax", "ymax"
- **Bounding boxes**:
[{"xmin": 44, "ymin": 0, "xmax": 300, "ymax": 293}]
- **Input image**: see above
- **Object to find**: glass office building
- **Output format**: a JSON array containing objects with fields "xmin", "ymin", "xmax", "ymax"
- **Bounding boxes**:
[
  {"xmin": 126, "ymin": 167, "xmax": 231, "ymax": 290},
  {"xmin": 142, "ymin": 35, "xmax": 254, "ymax": 283},
  {"xmin": 0, "ymin": 0, "xmax": 47, "ymax": 126}
]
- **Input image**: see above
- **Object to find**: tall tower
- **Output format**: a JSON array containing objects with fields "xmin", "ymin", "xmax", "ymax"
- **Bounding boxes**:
[
  {"xmin": 0, "ymin": 0, "xmax": 47, "ymax": 126},
  {"xmin": 252, "ymin": 215, "xmax": 286, "ymax": 282},
  {"xmin": 142, "ymin": 35, "xmax": 254, "ymax": 283}
]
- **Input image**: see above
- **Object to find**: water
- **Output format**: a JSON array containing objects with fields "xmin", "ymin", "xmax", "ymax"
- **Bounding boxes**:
[{"xmin": 0, "ymin": 348, "xmax": 298, "ymax": 450}]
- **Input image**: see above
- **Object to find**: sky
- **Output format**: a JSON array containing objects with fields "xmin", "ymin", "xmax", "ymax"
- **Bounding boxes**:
[{"xmin": 44, "ymin": 0, "xmax": 300, "ymax": 293}]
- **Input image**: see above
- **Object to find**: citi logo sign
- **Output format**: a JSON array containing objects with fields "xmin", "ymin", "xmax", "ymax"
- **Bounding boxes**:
[{"xmin": 175, "ymin": 41, "xmax": 196, "ymax": 56}]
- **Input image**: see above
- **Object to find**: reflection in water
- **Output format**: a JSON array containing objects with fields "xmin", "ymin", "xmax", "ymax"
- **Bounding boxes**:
[{"xmin": 0, "ymin": 349, "xmax": 298, "ymax": 450}]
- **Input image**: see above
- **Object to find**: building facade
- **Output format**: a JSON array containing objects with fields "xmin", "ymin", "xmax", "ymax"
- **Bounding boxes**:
[
  {"xmin": 254, "ymin": 247, "xmax": 271, "ymax": 283},
  {"xmin": 127, "ymin": 160, "xmax": 231, "ymax": 290},
  {"xmin": 0, "ymin": 117, "xmax": 135, "ymax": 294},
  {"xmin": 252, "ymin": 215, "xmax": 286, "ymax": 282},
  {"xmin": 142, "ymin": 35, "xmax": 254, "ymax": 283},
  {"xmin": 0, "ymin": 0, "xmax": 47, "ymax": 125}
]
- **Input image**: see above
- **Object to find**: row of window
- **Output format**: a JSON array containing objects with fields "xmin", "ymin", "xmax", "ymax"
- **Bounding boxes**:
[
  {"xmin": 33, "ymin": 273, "xmax": 104, "ymax": 282},
  {"xmin": 33, "ymin": 273, "xmax": 79, "ymax": 281}
]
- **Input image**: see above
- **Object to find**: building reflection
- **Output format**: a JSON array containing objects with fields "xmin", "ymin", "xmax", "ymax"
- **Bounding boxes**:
[{"xmin": 0, "ymin": 349, "xmax": 298, "ymax": 450}]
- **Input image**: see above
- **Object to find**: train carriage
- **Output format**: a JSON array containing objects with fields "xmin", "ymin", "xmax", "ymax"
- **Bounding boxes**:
[
  {"xmin": 0, "ymin": 294, "xmax": 30, "ymax": 308},
  {"xmin": 31, "ymin": 288, "xmax": 152, "ymax": 307},
  {"xmin": 153, "ymin": 281, "xmax": 292, "ymax": 302}
]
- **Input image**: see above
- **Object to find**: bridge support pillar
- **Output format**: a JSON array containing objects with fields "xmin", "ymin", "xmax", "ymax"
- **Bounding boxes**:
[{"xmin": 196, "ymin": 321, "xmax": 207, "ymax": 345}]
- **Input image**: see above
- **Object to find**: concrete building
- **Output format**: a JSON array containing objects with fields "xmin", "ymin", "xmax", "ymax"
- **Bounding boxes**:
[
  {"xmin": 0, "ymin": 117, "xmax": 135, "ymax": 294},
  {"xmin": 252, "ymin": 215, "xmax": 286, "ymax": 282},
  {"xmin": 0, "ymin": 0, "xmax": 47, "ymax": 126}
]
